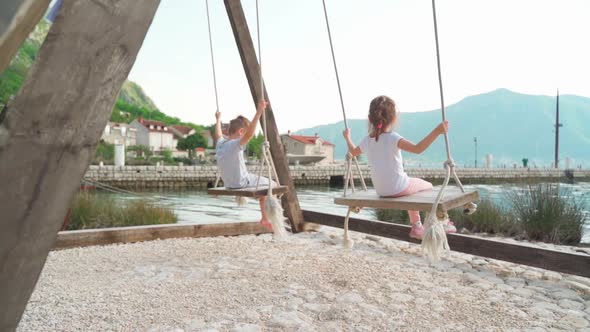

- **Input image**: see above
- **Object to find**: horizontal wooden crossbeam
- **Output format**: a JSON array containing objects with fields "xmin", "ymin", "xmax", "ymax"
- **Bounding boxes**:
[{"xmin": 302, "ymin": 209, "xmax": 590, "ymax": 278}]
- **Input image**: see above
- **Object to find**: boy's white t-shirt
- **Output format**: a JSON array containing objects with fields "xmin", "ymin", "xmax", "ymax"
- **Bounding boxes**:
[
  {"xmin": 358, "ymin": 131, "xmax": 410, "ymax": 196},
  {"xmin": 216, "ymin": 137, "xmax": 249, "ymax": 188}
]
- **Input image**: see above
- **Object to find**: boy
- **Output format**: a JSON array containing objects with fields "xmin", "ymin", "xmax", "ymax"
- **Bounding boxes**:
[{"xmin": 214, "ymin": 100, "xmax": 273, "ymax": 230}]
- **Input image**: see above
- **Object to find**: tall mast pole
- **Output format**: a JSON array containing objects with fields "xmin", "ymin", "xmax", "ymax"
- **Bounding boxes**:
[{"xmin": 554, "ymin": 89, "xmax": 560, "ymax": 169}]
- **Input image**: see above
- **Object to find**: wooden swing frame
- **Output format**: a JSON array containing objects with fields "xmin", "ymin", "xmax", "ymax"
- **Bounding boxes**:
[{"xmin": 1, "ymin": 1, "xmax": 589, "ymax": 330}]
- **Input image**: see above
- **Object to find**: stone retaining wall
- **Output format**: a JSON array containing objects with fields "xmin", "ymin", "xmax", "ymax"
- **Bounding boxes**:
[{"xmin": 83, "ymin": 165, "xmax": 590, "ymax": 189}]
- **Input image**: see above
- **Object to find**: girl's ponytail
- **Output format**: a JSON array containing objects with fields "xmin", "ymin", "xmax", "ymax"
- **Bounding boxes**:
[{"xmin": 368, "ymin": 96, "xmax": 396, "ymax": 142}]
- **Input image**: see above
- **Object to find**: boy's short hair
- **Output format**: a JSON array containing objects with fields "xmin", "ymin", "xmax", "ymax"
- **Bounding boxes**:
[{"xmin": 228, "ymin": 115, "xmax": 250, "ymax": 135}]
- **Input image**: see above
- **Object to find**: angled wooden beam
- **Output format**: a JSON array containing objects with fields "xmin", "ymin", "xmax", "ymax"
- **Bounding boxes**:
[
  {"xmin": 224, "ymin": 0, "xmax": 305, "ymax": 232},
  {"xmin": 0, "ymin": 1, "xmax": 160, "ymax": 330},
  {"xmin": 0, "ymin": 0, "xmax": 50, "ymax": 72},
  {"xmin": 303, "ymin": 210, "xmax": 590, "ymax": 278}
]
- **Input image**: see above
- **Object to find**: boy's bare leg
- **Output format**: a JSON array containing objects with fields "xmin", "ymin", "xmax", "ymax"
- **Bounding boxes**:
[{"xmin": 259, "ymin": 196, "xmax": 273, "ymax": 231}]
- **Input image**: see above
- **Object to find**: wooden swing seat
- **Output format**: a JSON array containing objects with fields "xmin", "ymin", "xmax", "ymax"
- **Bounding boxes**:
[
  {"xmin": 335, "ymin": 187, "xmax": 479, "ymax": 213},
  {"xmin": 208, "ymin": 185, "xmax": 289, "ymax": 198}
]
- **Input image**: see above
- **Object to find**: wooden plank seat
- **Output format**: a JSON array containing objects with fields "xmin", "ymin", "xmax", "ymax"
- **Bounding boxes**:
[
  {"xmin": 335, "ymin": 187, "xmax": 480, "ymax": 213},
  {"xmin": 208, "ymin": 185, "xmax": 289, "ymax": 198},
  {"xmin": 334, "ymin": 187, "xmax": 480, "ymax": 249}
]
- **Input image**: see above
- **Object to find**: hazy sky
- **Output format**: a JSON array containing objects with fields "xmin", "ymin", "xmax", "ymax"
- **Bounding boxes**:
[{"xmin": 128, "ymin": 0, "xmax": 590, "ymax": 132}]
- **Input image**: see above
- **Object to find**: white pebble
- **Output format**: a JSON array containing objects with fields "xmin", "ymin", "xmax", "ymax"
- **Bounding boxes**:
[
  {"xmin": 336, "ymin": 292, "xmax": 364, "ymax": 304},
  {"xmin": 557, "ymin": 315, "xmax": 589, "ymax": 329}
]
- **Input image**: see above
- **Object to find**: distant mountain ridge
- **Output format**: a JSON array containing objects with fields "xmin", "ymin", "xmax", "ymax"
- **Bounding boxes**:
[{"xmin": 296, "ymin": 89, "xmax": 590, "ymax": 167}]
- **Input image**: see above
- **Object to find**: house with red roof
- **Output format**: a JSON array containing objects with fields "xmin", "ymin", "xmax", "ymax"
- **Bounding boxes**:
[
  {"xmin": 129, "ymin": 118, "xmax": 175, "ymax": 154},
  {"xmin": 169, "ymin": 125, "xmax": 196, "ymax": 139},
  {"xmin": 281, "ymin": 131, "xmax": 335, "ymax": 165}
]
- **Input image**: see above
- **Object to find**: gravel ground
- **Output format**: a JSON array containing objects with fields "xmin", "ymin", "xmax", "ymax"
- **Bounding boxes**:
[{"xmin": 18, "ymin": 229, "xmax": 590, "ymax": 332}]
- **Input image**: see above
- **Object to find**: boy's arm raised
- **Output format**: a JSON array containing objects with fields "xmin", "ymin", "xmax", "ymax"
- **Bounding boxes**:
[
  {"xmin": 240, "ymin": 100, "xmax": 267, "ymax": 146},
  {"xmin": 214, "ymin": 111, "xmax": 223, "ymax": 142},
  {"xmin": 398, "ymin": 121, "xmax": 448, "ymax": 154}
]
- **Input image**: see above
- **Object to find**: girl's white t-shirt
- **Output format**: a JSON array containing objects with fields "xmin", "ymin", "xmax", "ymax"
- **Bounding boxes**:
[{"xmin": 358, "ymin": 131, "xmax": 410, "ymax": 196}]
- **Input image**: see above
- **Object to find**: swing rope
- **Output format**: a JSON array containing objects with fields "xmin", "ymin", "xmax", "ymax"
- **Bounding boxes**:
[
  {"xmin": 206, "ymin": 0, "xmax": 224, "ymax": 190},
  {"xmin": 321, "ymin": 0, "xmax": 367, "ymax": 197},
  {"xmin": 253, "ymin": 0, "xmax": 280, "ymax": 194},
  {"xmin": 254, "ymin": 0, "xmax": 287, "ymax": 238},
  {"xmin": 205, "ymin": 0, "xmax": 220, "ymax": 115},
  {"xmin": 421, "ymin": 0, "xmax": 468, "ymax": 260}
]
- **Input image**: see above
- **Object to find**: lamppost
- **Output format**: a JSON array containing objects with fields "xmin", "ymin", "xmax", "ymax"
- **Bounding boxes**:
[
  {"xmin": 554, "ymin": 89, "xmax": 563, "ymax": 169},
  {"xmin": 474, "ymin": 137, "xmax": 478, "ymax": 168}
]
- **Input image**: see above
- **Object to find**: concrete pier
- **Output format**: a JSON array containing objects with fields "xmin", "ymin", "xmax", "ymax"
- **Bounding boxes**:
[{"xmin": 83, "ymin": 165, "xmax": 590, "ymax": 189}]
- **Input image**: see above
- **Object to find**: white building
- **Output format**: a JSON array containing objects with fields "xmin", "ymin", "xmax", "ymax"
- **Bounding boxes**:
[
  {"xmin": 102, "ymin": 122, "xmax": 137, "ymax": 146},
  {"xmin": 129, "ymin": 118, "xmax": 175, "ymax": 154},
  {"xmin": 281, "ymin": 132, "xmax": 335, "ymax": 165}
]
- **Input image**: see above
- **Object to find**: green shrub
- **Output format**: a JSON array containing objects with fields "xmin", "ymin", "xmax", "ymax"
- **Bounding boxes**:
[
  {"xmin": 127, "ymin": 145, "xmax": 153, "ymax": 159},
  {"xmin": 374, "ymin": 209, "xmax": 412, "ymax": 225},
  {"xmin": 375, "ymin": 184, "xmax": 587, "ymax": 246},
  {"xmin": 94, "ymin": 141, "xmax": 114, "ymax": 163},
  {"xmin": 509, "ymin": 184, "xmax": 585, "ymax": 245},
  {"xmin": 449, "ymin": 200, "xmax": 519, "ymax": 236},
  {"xmin": 161, "ymin": 148, "xmax": 173, "ymax": 162},
  {"xmin": 68, "ymin": 192, "xmax": 177, "ymax": 230},
  {"xmin": 376, "ymin": 200, "xmax": 519, "ymax": 237}
]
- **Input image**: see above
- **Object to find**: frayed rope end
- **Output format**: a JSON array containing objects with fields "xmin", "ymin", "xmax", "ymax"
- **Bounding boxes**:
[
  {"xmin": 265, "ymin": 195, "xmax": 288, "ymax": 240},
  {"xmin": 421, "ymin": 215, "xmax": 449, "ymax": 262}
]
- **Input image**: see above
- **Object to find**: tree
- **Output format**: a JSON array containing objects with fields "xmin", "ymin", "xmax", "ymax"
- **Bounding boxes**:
[
  {"xmin": 127, "ymin": 145, "xmax": 152, "ymax": 159},
  {"xmin": 177, "ymin": 133, "xmax": 207, "ymax": 158},
  {"xmin": 162, "ymin": 148, "xmax": 173, "ymax": 162},
  {"xmin": 94, "ymin": 141, "xmax": 114, "ymax": 163},
  {"xmin": 247, "ymin": 133, "xmax": 264, "ymax": 160}
]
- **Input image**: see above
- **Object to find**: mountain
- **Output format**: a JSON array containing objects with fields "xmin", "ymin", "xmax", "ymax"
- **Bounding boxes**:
[
  {"xmin": 119, "ymin": 80, "xmax": 157, "ymax": 110},
  {"xmin": 297, "ymin": 89, "xmax": 590, "ymax": 167},
  {"xmin": 0, "ymin": 19, "xmax": 51, "ymax": 105},
  {"xmin": 0, "ymin": 18, "xmax": 206, "ymax": 131}
]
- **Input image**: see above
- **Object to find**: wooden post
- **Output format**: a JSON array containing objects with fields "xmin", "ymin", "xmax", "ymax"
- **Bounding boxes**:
[
  {"xmin": 0, "ymin": 1, "xmax": 160, "ymax": 330},
  {"xmin": 0, "ymin": 0, "xmax": 50, "ymax": 72},
  {"xmin": 224, "ymin": 0, "xmax": 305, "ymax": 232}
]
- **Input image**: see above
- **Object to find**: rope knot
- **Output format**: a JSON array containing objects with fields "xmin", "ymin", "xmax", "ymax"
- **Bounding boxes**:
[
  {"xmin": 263, "ymin": 141, "xmax": 271, "ymax": 149},
  {"xmin": 444, "ymin": 159, "xmax": 456, "ymax": 168}
]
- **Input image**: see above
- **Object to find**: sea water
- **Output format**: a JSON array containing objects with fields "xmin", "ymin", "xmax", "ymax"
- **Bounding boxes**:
[{"xmin": 102, "ymin": 182, "xmax": 590, "ymax": 243}]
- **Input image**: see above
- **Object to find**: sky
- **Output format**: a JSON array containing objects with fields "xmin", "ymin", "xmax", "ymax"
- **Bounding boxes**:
[{"xmin": 127, "ymin": 0, "xmax": 590, "ymax": 133}]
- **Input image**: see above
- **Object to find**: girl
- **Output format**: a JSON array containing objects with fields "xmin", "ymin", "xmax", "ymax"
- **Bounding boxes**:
[{"xmin": 342, "ymin": 95, "xmax": 453, "ymax": 239}]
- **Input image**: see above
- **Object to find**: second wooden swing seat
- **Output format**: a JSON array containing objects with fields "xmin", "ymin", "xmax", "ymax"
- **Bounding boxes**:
[
  {"xmin": 335, "ymin": 187, "xmax": 479, "ymax": 250},
  {"xmin": 207, "ymin": 185, "xmax": 289, "ymax": 199},
  {"xmin": 335, "ymin": 187, "xmax": 479, "ymax": 216}
]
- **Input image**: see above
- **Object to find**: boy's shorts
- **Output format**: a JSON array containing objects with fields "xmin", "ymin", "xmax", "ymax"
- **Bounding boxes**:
[{"xmin": 245, "ymin": 173, "xmax": 277, "ymax": 187}]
